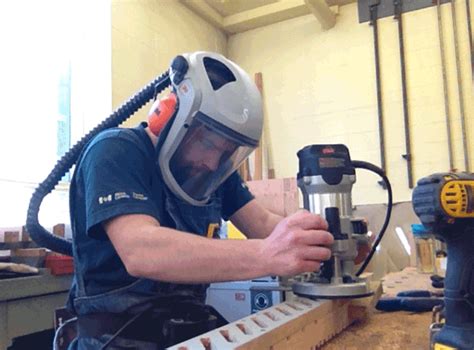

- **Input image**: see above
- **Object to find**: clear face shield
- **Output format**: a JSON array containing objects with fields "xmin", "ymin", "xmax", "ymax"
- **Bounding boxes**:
[{"xmin": 168, "ymin": 112, "xmax": 256, "ymax": 202}]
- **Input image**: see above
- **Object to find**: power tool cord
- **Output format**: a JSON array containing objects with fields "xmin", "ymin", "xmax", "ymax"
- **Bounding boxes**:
[
  {"xmin": 351, "ymin": 160, "xmax": 393, "ymax": 276},
  {"xmin": 26, "ymin": 73, "xmax": 171, "ymax": 256}
]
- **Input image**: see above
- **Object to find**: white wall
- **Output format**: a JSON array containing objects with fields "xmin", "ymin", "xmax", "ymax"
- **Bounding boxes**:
[
  {"xmin": 112, "ymin": 0, "xmax": 228, "ymax": 127},
  {"xmin": 228, "ymin": 2, "xmax": 474, "ymax": 205}
]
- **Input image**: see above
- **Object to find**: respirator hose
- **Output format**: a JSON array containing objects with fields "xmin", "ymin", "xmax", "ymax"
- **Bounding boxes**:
[
  {"xmin": 351, "ymin": 160, "xmax": 393, "ymax": 276},
  {"xmin": 26, "ymin": 72, "xmax": 171, "ymax": 256}
]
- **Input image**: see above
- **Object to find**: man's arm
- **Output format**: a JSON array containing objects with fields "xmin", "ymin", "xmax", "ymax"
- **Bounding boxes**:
[
  {"xmin": 229, "ymin": 199, "xmax": 283, "ymax": 239},
  {"xmin": 104, "ymin": 211, "xmax": 333, "ymax": 284},
  {"xmin": 230, "ymin": 200, "xmax": 374, "ymax": 265}
]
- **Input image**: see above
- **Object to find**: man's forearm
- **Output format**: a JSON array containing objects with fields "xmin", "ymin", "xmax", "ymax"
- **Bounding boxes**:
[
  {"xmin": 229, "ymin": 199, "xmax": 284, "ymax": 239},
  {"xmin": 262, "ymin": 211, "xmax": 284, "ymax": 238},
  {"xmin": 124, "ymin": 225, "xmax": 270, "ymax": 283},
  {"xmin": 106, "ymin": 212, "xmax": 333, "ymax": 284}
]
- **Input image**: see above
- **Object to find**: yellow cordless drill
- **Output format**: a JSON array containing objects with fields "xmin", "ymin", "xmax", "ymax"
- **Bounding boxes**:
[{"xmin": 412, "ymin": 173, "xmax": 474, "ymax": 350}]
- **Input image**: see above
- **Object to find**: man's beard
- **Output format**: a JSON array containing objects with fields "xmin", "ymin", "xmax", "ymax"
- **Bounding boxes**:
[{"xmin": 172, "ymin": 164, "xmax": 215, "ymax": 199}]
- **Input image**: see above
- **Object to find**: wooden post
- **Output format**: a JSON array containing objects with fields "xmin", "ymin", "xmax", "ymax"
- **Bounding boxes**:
[
  {"xmin": 53, "ymin": 223, "xmax": 65, "ymax": 238},
  {"xmin": 254, "ymin": 73, "xmax": 264, "ymax": 180},
  {"xmin": 254, "ymin": 72, "xmax": 275, "ymax": 179}
]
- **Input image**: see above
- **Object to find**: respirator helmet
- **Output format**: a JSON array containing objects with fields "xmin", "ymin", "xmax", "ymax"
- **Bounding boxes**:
[{"xmin": 155, "ymin": 52, "xmax": 263, "ymax": 206}]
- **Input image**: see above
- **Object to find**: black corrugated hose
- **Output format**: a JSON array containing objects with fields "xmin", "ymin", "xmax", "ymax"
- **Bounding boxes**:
[
  {"xmin": 26, "ymin": 72, "xmax": 171, "ymax": 256},
  {"xmin": 352, "ymin": 160, "xmax": 393, "ymax": 276}
]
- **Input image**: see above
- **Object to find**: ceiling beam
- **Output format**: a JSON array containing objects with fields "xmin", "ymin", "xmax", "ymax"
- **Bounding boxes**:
[
  {"xmin": 223, "ymin": 0, "xmax": 309, "ymax": 33},
  {"xmin": 305, "ymin": 0, "xmax": 336, "ymax": 30},
  {"xmin": 180, "ymin": 0, "xmax": 224, "ymax": 30},
  {"xmin": 180, "ymin": 0, "xmax": 338, "ymax": 34}
]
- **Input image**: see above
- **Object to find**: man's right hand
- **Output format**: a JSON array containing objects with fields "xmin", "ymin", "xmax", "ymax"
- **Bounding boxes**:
[{"xmin": 259, "ymin": 210, "xmax": 334, "ymax": 276}]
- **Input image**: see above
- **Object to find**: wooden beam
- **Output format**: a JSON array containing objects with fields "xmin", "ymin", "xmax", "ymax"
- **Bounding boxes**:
[
  {"xmin": 181, "ymin": 0, "xmax": 338, "ymax": 33},
  {"xmin": 254, "ymin": 73, "xmax": 264, "ymax": 181},
  {"xmin": 223, "ymin": 0, "xmax": 310, "ymax": 33},
  {"xmin": 238, "ymin": 158, "xmax": 252, "ymax": 182},
  {"xmin": 305, "ymin": 0, "xmax": 336, "ymax": 30},
  {"xmin": 180, "ymin": 0, "xmax": 224, "ymax": 31},
  {"xmin": 170, "ymin": 282, "xmax": 381, "ymax": 349}
]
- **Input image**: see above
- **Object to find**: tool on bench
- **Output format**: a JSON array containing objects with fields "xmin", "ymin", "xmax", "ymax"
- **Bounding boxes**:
[
  {"xmin": 413, "ymin": 172, "xmax": 474, "ymax": 350},
  {"xmin": 292, "ymin": 144, "xmax": 393, "ymax": 299},
  {"xmin": 431, "ymin": 274, "xmax": 445, "ymax": 289},
  {"xmin": 430, "ymin": 304, "xmax": 446, "ymax": 350},
  {"xmin": 376, "ymin": 289, "xmax": 444, "ymax": 312}
]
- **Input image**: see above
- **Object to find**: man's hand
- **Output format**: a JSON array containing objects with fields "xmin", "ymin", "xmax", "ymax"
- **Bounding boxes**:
[{"xmin": 259, "ymin": 210, "xmax": 334, "ymax": 276}]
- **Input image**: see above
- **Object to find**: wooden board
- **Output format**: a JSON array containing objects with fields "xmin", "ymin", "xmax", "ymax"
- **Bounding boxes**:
[
  {"xmin": 53, "ymin": 224, "xmax": 65, "ymax": 238},
  {"xmin": 21, "ymin": 226, "xmax": 31, "ymax": 242},
  {"xmin": 169, "ymin": 281, "xmax": 381, "ymax": 350},
  {"xmin": 4, "ymin": 231, "xmax": 19, "ymax": 243},
  {"xmin": 380, "ymin": 267, "xmax": 437, "ymax": 297},
  {"xmin": 246, "ymin": 178, "xmax": 299, "ymax": 217},
  {"xmin": 322, "ymin": 268, "xmax": 437, "ymax": 349},
  {"xmin": 253, "ymin": 72, "xmax": 264, "ymax": 181}
]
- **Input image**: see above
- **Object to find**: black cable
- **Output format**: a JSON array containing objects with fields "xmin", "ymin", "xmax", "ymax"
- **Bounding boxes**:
[
  {"xmin": 352, "ymin": 160, "xmax": 393, "ymax": 276},
  {"xmin": 26, "ymin": 72, "xmax": 171, "ymax": 255},
  {"xmin": 99, "ymin": 309, "xmax": 148, "ymax": 350}
]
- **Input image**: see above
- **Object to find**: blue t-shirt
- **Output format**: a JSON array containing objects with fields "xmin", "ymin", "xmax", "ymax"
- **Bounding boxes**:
[{"xmin": 68, "ymin": 123, "xmax": 254, "ymax": 300}]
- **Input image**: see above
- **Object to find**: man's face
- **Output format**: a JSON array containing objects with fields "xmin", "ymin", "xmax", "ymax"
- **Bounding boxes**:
[{"xmin": 171, "ymin": 124, "xmax": 237, "ymax": 186}]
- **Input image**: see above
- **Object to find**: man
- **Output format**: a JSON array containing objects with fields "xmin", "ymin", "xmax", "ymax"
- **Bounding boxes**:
[{"xmin": 66, "ymin": 52, "xmax": 334, "ymax": 349}]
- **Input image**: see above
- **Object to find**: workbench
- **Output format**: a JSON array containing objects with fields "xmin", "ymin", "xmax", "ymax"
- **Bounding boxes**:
[
  {"xmin": 323, "ymin": 267, "xmax": 436, "ymax": 349},
  {"xmin": 0, "ymin": 269, "xmax": 72, "ymax": 349},
  {"xmin": 170, "ymin": 268, "xmax": 436, "ymax": 349}
]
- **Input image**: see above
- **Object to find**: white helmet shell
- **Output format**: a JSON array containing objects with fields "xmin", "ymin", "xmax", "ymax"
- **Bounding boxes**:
[{"xmin": 158, "ymin": 52, "xmax": 263, "ymax": 206}]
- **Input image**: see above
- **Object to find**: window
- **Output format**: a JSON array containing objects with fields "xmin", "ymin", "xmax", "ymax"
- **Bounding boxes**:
[{"xmin": 0, "ymin": 0, "xmax": 111, "ymax": 228}]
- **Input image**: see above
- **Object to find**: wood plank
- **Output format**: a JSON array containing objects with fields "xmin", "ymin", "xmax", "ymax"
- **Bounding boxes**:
[
  {"xmin": 21, "ymin": 226, "xmax": 31, "ymax": 242},
  {"xmin": 169, "ymin": 281, "xmax": 381, "ymax": 350},
  {"xmin": 53, "ymin": 224, "xmax": 65, "ymax": 238},
  {"xmin": 0, "ymin": 242, "xmax": 39, "ymax": 250},
  {"xmin": 380, "ymin": 267, "xmax": 437, "ymax": 297},
  {"xmin": 246, "ymin": 178, "xmax": 299, "ymax": 217},
  {"xmin": 254, "ymin": 72, "xmax": 275, "ymax": 179},
  {"xmin": 4, "ymin": 232, "xmax": 19, "ymax": 243},
  {"xmin": 238, "ymin": 159, "xmax": 252, "ymax": 182},
  {"xmin": 254, "ymin": 72, "xmax": 264, "ymax": 181},
  {"xmin": 11, "ymin": 248, "xmax": 47, "ymax": 257},
  {"xmin": 324, "ymin": 269, "xmax": 434, "ymax": 349}
]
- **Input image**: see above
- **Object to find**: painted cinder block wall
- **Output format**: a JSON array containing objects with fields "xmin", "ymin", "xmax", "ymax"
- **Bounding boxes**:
[
  {"xmin": 228, "ymin": 1, "xmax": 474, "ymax": 205},
  {"xmin": 112, "ymin": 1, "xmax": 473, "ymax": 206},
  {"xmin": 111, "ymin": 0, "xmax": 227, "ymax": 127}
]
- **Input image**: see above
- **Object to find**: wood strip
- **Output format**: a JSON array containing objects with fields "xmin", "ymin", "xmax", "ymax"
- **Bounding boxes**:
[
  {"xmin": 4, "ymin": 231, "xmax": 20, "ymax": 243},
  {"xmin": 238, "ymin": 159, "xmax": 252, "ymax": 182},
  {"xmin": 169, "ymin": 281, "xmax": 381, "ymax": 350},
  {"xmin": 21, "ymin": 225, "xmax": 31, "ymax": 242},
  {"xmin": 53, "ymin": 223, "xmax": 65, "ymax": 238},
  {"xmin": 254, "ymin": 73, "xmax": 264, "ymax": 181}
]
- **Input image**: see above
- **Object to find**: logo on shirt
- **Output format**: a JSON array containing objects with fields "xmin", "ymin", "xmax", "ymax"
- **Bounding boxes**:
[
  {"xmin": 98, "ymin": 192, "xmax": 147, "ymax": 204},
  {"xmin": 98, "ymin": 194, "xmax": 112, "ymax": 204},
  {"xmin": 114, "ymin": 192, "xmax": 130, "ymax": 200},
  {"xmin": 132, "ymin": 192, "xmax": 148, "ymax": 201}
]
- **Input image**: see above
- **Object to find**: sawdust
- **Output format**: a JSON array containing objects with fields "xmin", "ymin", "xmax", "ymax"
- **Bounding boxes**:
[{"xmin": 321, "ymin": 310, "xmax": 431, "ymax": 350}]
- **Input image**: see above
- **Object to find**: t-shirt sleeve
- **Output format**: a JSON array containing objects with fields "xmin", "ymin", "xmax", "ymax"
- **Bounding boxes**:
[
  {"xmin": 79, "ymin": 135, "xmax": 159, "ymax": 239},
  {"xmin": 221, "ymin": 172, "xmax": 255, "ymax": 221}
]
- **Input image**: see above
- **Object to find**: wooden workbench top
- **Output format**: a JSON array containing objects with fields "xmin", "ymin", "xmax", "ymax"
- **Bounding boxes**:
[{"xmin": 323, "ymin": 267, "xmax": 436, "ymax": 349}]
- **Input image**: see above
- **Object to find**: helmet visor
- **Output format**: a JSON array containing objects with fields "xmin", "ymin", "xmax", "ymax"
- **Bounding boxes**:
[{"xmin": 169, "ymin": 112, "xmax": 256, "ymax": 201}]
